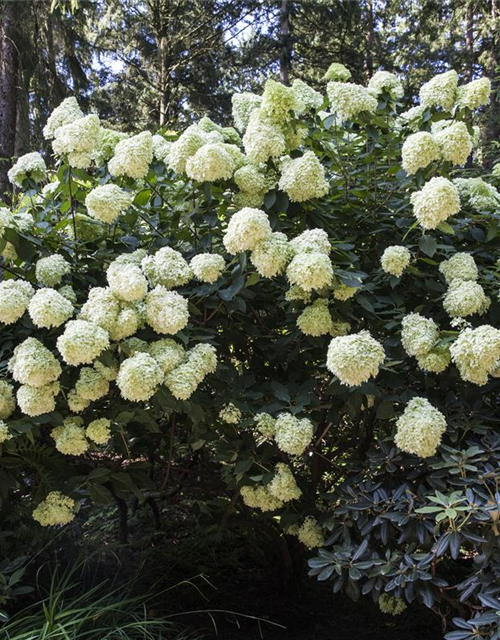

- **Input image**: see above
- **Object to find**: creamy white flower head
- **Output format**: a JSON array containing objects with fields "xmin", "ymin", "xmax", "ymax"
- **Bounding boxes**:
[
  {"xmin": 323, "ymin": 62, "xmax": 351, "ymax": 83},
  {"xmin": 330, "ymin": 321, "xmax": 351, "ymax": 337},
  {"xmin": 401, "ymin": 313, "xmax": 439, "ymax": 357},
  {"xmin": 242, "ymin": 108, "xmax": 286, "ymax": 164},
  {"xmin": 278, "ymin": 152, "xmax": 329, "ymax": 202},
  {"xmin": 453, "ymin": 177, "xmax": 500, "ymax": 212},
  {"xmin": 290, "ymin": 229, "xmax": 330, "ymax": 255},
  {"xmin": 456, "ymin": 78, "xmax": 491, "ymax": 110},
  {"xmin": 368, "ymin": 71, "xmax": 404, "ymax": 99},
  {"xmin": 250, "ymin": 232, "xmax": 294, "ymax": 278},
  {"xmin": 86, "ymin": 418, "xmax": 112, "ymax": 445},
  {"xmin": 164, "ymin": 343, "xmax": 217, "ymax": 400},
  {"xmin": 287, "ymin": 252, "xmax": 333, "ymax": 292},
  {"xmin": 439, "ymin": 252, "xmax": 478, "ymax": 285},
  {"xmin": 0, "ymin": 420, "xmax": 13, "ymax": 444},
  {"xmin": 395, "ymin": 397, "xmax": 446, "ymax": 458},
  {"xmin": 67, "ymin": 389, "xmax": 90, "ymax": 413},
  {"xmin": 186, "ymin": 143, "xmax": 235, "ymax": 182},
  {"xmin": 231, "ymin": 92, "xmax": 262, "ymax": 132},
  {"xmin": 110, "ymin": 305, "xmax": 141, "ymax": 342},
  {"xmin": 297, "ymin": 517, "xmax": 325, "ymax": 549},
  {"xmin": 240, "ymin": 485, "xmax": 284, "ymax": 512},
  {"xmin": 108, "ymin": 131, "xmax": 153, "ymax": 179},
  {"xmin": 8, "ymin": 152, "xmax": 46, "ymax": 187},
  {"xmin": 9, "ymin": 337, "xmax": 61, "ymax": 387},
  {"xmin": 432, "ymin": 121, "xmax": 472, "ymax": 166},
  {"xmin": 219, "ymin": 403, "xmax": 241, "ymax": 424},
  {"xmin": 168, "ymin": 125, "xmax": 212, "ymax": 173},
  {"xmin": 52, "ymin": 419, "xmax": 88, "ymax": 456},
  {"xmin": 223, "ymin": 208, "xmax": 272, "ymax": 255},
  {"xmin": 36, "ymin": 254, "xmax": 71, "ymax": 287},
  {"xmin": 326, "ymin": 82, "xmax": 378, "ymax": 122},
  {"xmin": 57, "ymin": 320, "xmax": 110, "ymax": 366},
  {"xmin": 261, "ymin": 79, "xmax": 298, "ymax": 124},
  {"xmin": 292, "ymin": 79, "xmax": 323, "ymax": 112},
  {"xmin": 381, "ymin": 245, "xmax": 411, "ymax": 277},
  {"xmin": 198, "ymin": 116, "xmax": 241, "ymax": 145},
  {"xmin": 141, "ymin": 247, "xmax": 192, "ymax": 289},
  {"xmin": 332, "ymin": 283, "xmax": 359, "ymax": 301},
  {"xmin": 43, "ymin": 97, "xmax": 84, "ymax": 140},
  {"xmin": 234, "ymin": 164, "xmax": 266, "ymax": 194},
  {"xmin": 254, "ymin": 412, "xmax": 276, "ymax": 438},
  {"xmin": 190, "ymin": 253, "xmax": 225, "ymax": 284},
  {"xmin": 148, "ymin": 338, "xmax": 185, "ymax": 374},
  {"xmin": 85, "ymin": 184, "xmax": 133, "ymax": 224},
  {"xmin": 146, "ymin": 287, "xmax": 189, "ymax": 335},
  {"xmin": 297, "ymin": 299, "xmax": 333, "ymax": 337},
  {"xmin": 52, "ymin": 115, "xmax": 100, "ymax": 168},
  {"xmin": 0, "ymin": 207, "xmax": 11, "ymax": 239},
  {"xmin": 28, "ymin": 288, "xmax": 73, "ymax": 328},
  {"xmin": 32, "ymin": 491, "xmax": 76, "ymax": 527},
  {"xmin": 285, "ymin": 284, "xmax": 312, "ymax": 303},
  {"xmin": 17, "ymin": 381, "xmax": 59, "ymax": 417},
  {"xmin": 443, "ymin": 280, "xmax": 490, "ymax": 318},
  {"xmin": 379, "ymin": 594, "xmax": 407, "ymax": 616},
  {"xmin": 410, "ymin": 177, "xmax": 461, "ymax": 230},
  {"xmin": 274, "ymin": 413, "xmax": 314, "ymax": 456},
  {"xmin": 75, "ymin": 366, "xmax": 109, "ymax": 401},
  {"xmin": 268, "ymin": 463, "xmax": 302, "ymax": 502},
  {"xmin": 450, "ymin": 325, "xmax": 500, "ymax": 385},
  {"xmin": 57, "ymin": 285, "xmax": 77, "ymax": 304},
  {"xmin": 107, "ymin": 262, "xmax": 148, "ymax": 303},
  {"xmin": 152, "ymin": 134, "xmax": 172, "ymax": 162},
  {"xmin": 401, "ymin": 132, "xmax": 441, "ymax": 175},
  {"xmin": 117, "ymin": 352, "xmax": 164, "ymax": 402},
  {"xmin": 327, "ymin": 331, "xmax": 384, "ymax": 386},
  {"xmin": 0, "ymin": 279, "xmax": 34, "ymax": 325},
  {"xmin": 93, "ymin": 128, "xmax": 128, "ymax": 165},
  {"xmin": 417, "ymin": 344, "xmax": 451, "ymax": 374},
  {"xmin": 419, "ymin": 70, "xmax": 458, "ymax": 111},
  {"xmin": 397, "ymin": 104, "xmax": 427, "ymax": 132},
  {"xmin": 79, "ymin": 287, "xmax": 120, "ymax": 333},
  {"xmin": 0, "ymin": 381, "xmax": 15, "ymax": 420}
]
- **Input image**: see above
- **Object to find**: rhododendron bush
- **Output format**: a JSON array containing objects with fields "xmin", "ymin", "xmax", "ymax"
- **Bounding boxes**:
[{"xmin": 1, "ymin": 65, "xmax": 500, "ymax": 638}]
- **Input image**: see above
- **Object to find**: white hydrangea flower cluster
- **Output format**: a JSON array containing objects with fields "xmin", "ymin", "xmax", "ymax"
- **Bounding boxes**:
[
  {"xmin": 278, "ymin": 152, "xmax": 329, "ymax": 202},
  {"xmin": 443, "ymin": 280, "xmax": 490, "ymax": 318},
  {"xmin": 0, "ymin": 280, "xmax": 34, "ymax": 324},
  {"xmin": 453, "ymin": 177, "xmax": 500, "ymax": 212},
  {"xmin": 326, "ymin": 331, "xmax": 385, "ymax": 387},
  {"xmin": 380, "ymin": 245, "xmax": 411, "ymax": 277},
  {"xmin": 378, "ymin": 594, "xmax": 407, "ymax": 616},
  {"xmin": 108, "ymin": 131, "xmax": 153, "ymax": 179},
  {"xmin": 52, "ymin": 416, "xmax": 89, "ymax": 455},
  {"xmin": 152, "ymin": 134, "xmax": 171, "ymax": 163},
  {"xmin": 0, "ymin": 381, "xmax": 16, "ymax": 420},
  {"xmin": 394, "ymin": 397, "xmax": 446, "ymax": 458},
  {"xmin": 268, "ymin": 463, "xmax": 302, "ymax": 502},
  {"xmin": 290, "ymin": 228, "xmax": 331, "ymax": 255},
  {"xmin": 36, "ymin": 254, "xmax": 71, "ymax": 287},
  {"xmin": 439, "ymin": 253, "xmax": 478, "ymax": 284},
  {"xmin": 146, "ymin": 287, "xmax": 189, "ymax": 335},
  {"xmin": 231, "ymin": 92, "xmax": 262, "ymax": 132},
  {"xmin": 52, "ymin": 114, "xmax": 101, "ymax": 168},
  {"xmin": 287, "ymin": 252, "xmax": 333, "ymax": 292},
  {"xmin": 219, "ymin": 403, "xmax": 241, "ymax": 424},
  {"xmin": 223, "ymin": 208, "xmax": 272, "ymax": 255},
  {"xmin": 57, "ymin": 320, "xmax": 110, "ymax": 366},
  {"xmin": 242, "ymin": 108, "xmax": 286, "ymax": 164},
  {"xmin": 190, "ymin": 253, "xmax": 225, "ymax": 284},
  {"xmin": 8, "ymin": 152, "xmax": 46, "ymax": 187},
  {"xmin": 332, "ymin": 283, "xmax": 359, "ymax": 301},
  {"xmin": 274, "ymin": 413, "xmax": 314, "ymax": 456},
  {"xmin": 28, "ymin": 288, "xmax": 74, "ymax": 328},
  {"xmin": 117, "ymin": 352, "xmax": 164, "ymax": 402},
  {"xmin": 417, "ymin": 344, "xmax": 451, "ymax": 374},
  {"xmin": 168, "ymin": 125, "xmax": 216, "ymax": 173},
  {"xmin": 326, "ymin": 82, "xmax": 378, "ymax": 122},
  {"xmin": 450, "ymin": 325, "xmax": 500, "ymax": 386},
  {"xmin": 419, "ymin": 70, "xmax": 458, "ymax": 111},
  {"xmin": 9, "ymin": 338, "xmax": 61, "ymax": 387},
  {"xmin": 323, "ymin": 62, "xmax": 351, "ymax": 82},
  {"xmin": 233, "ymin": 164, "xmax": 268, "ymax": 206},
  {"xmin": 456, "ymin": 78, "xmax": 491, "ymax": 110},
  {"xmin": 74, "ymin": 366, "xmax": 110, "ymax": 402},
  {"xmin": 297, "ymin": 298, "xmax": 333, "ymax": 336},
  {"xmin": 0, "ymin": 420, "xmax": 13, "ymax": 444},
  {"xmin": 32, "ymin": 491, "xmax": 76, "ymax": 527},
  {"xmin": 296, "ymin": 517, "xmax": 325, "ymax": 549},
  {"xmin": 43, "ymin": 97, "xmax": 83, "ymax": 140},
  {"xmin": 186, "ymin": 143, "xmax": 242, "ymax": 182},
  {"xmin": 164, "ymin": 343, "xmax": 217, "ymax": 400},
  {"xmin": 401, "ymin": 132, "xmax": 441, "ymax": 175},
  {"xmin": 260, "ymin": 79, "xmax": 300, "ymax": 124},
  {"xmin": 142, "ymin": 247, "xmax": 193, "ymax": 288},
  {"xmin": 250, "ymin": 232, "xmax": 294, "ymax": 278},
  {"xmin": 86, "ymin": 418, "xmax": 112, "ymax": 445},
  {"xmin": 254, "ymin": 412, "xmax": 276, "ymax": 438},
  {"xmin": 107, "ymin": 262, "xmax": 148, "ymax": 303},
  {"xmin": 432, "ymin": 121, "xmax": 473, "ymax": 166},
  {"xmin": 368, "ymin": 71, "xmax": 404, "ymax": 99},
  {"xmin": 401, "ymin": 313, "xmax": 439, "ymax": 358},
  {"xmin": 85, "ymin": 184, "xmax": 133, "ymax": 224},
  {"xmin": 292, "ymin": 79, "xmax": 323, "ymax": 112},
  {"xmin": 240, "ymin": 485, "xmax": 283, "ymax": 512},
  {"xmin": 17, "ymin": 381, "xmax": 60, "ymax": 417},
  {"xmin": 93, "ymin": 128, "xmax": 128, "ymax": 165},
  {"xmin": 410, "ymin": 177, "xmax": 461, "ymax": 230},
  {"xmin": 147, "ymin": 339, "xmax": 185, "ymax": 374},
  {"xmin": 80, "ymin": 287, "xmax": 141, "ymax": 342}
]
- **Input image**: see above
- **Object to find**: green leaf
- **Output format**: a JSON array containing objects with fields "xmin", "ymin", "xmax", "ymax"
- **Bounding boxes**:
[{"xmin": 419, "ymin": 235, "xmax": 437, "ymax": 257}]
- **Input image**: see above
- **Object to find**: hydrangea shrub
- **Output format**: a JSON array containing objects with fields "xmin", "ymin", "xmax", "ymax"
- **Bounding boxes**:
[{"xmin": 1, "ymin": 67, "xmax": 500, "ymax": 638}]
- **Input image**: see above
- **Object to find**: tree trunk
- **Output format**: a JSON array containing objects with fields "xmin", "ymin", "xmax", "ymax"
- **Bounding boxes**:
[
  {"xmin": 279, "ymin": 0, "xmax": 291, "ymax": 85},
  {"xmin": 465, "ymin": 3, "xmax": 474, "ymax": 82},
  {"xmin": 486, "ymin": 0, "xmax": 500, "ymax": 166},
  {"xmin": 365, "ymin": 0, "xmax": 374, "ymax": 77},
  {"xmin": 159, "ymin": 34, "xmax": 168, "ymax": 126},
  {"xmin": 0, "ymin": 2, "xmax": 20, "ymax": 200}
]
